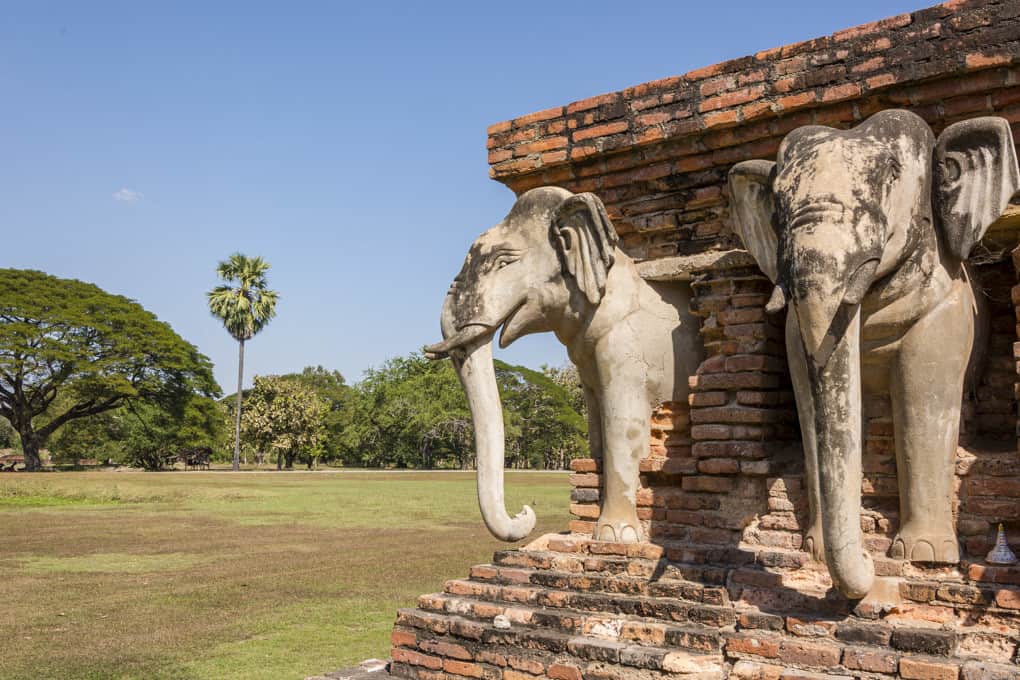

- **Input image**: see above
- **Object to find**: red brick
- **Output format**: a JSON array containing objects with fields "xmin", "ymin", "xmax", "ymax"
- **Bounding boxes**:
[
  {"xmin": 994, "ymin": 588, "xmax": 1020, "ymax": 609},
  {"xmin": 541, "ymin": 150, "xmax": 567, "ymax": 165},
  {"xmin": 569, "ymin": 473, "xmax": 600, "ymax": 488},
  {"xmin": 507, "ymin": 656, "xmax": 544, "ymax": 674},
  {"xmin": 393, "ymin": 648, "xmax": 443, "ymax": 670},
  {"xmin": 487, "ymin": 120, "xmax": 511, "ymax": 135},
  {"xmin": 548, "ymin": 663, "xmax": 583, "ymax": 680},
  {"xmin": 900, "ymin": 657, "xmax": 960, "ymax": 680},
  {"xmin": 779, "ymin": 639, "xmax": 842, "ymax": 667},
  {"xmin": 727, "ymin": 633, "xmax": 781, "ymax": 658},
  {"xmin": 572, "ymin": 120, "xmax": 629, "ymax": 142},
  {"xmin": 566, "ymin": 92, "xmax": 619, "ymax": 114},
  {"xmin": 821, "ymin": 82, "xmax": 862, "ymax": 103},
  {"xmin": 705, "ymin": 109, "xmax": 740, "ymax": 127},
  {"xmin": 700, "ymin": 85, "xmax": 767, "ymax": 113},
  {"xmin": 570, "ymin": 458, "xmax": 599, "ymax": 473},
  {"xmin": 831, "ymin": 13, "xmax": 911, "ymax": 41},
  {"xmin": 419, "ymin": 640, "xmax": 472, "ymax": 660},
  {"xmin": 391, "ymin": 629, "xmax": 417, "ymax": 647},
  {"xmin": 843, "ymin": 646, "xmax": 899, "ymax": 674},
  {"xmin": 682, "ymin": 476, "xmax": 734, "ymax": 493},
  {"xmin": 570, "ymin": 502, "xmax": 600, "ymax": 519},
  {"xmin": 698, "ymin": 457, "xmax": 740, "ymax": 474},
  {"xmin": 512, "ymin": 106, "xmax": 563, "ymax": 126},
  {"xmin": 488, "ymin": 148, "xmax": 511, "ymax": 164},
  {"xmin": 443, "ymin": 659, "xmax": 483, "ymax": 677},
  {"xmin": 851, "ymin": 56, "xmax": 886, "ymax": 74},
  {"xmin": 776, "ymin": 91, "xmax": 817, "ymax": 111},
  {"xmin": 966, "ymin": 52, "xmax": 1015, "ymax": 70}
]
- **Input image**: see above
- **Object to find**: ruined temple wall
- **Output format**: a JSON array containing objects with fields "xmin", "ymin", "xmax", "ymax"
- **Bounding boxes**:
[
  {"xmin": 486, "ymin": 0, "xmax": 1020, "ymax": 258},
  {"xmin": 388, "ymin": 5, "xmax": 1020, "ymax": 680},
  {"xmin": 486, "ymin": 0, "xmax": 1020, "ymax": 562}
]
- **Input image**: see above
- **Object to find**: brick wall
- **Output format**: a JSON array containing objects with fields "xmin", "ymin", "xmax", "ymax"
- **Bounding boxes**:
[
  {"xmin": 487, "ymin": 0, "xmax": 1020, "ymax": 262},
  {"xmin": 488, "ymin": 0, "xmax": 1020, "ymax": 564},
  {"xmin": 390, "ymin": 4, "xmax": 1020, "ymax": 678}
]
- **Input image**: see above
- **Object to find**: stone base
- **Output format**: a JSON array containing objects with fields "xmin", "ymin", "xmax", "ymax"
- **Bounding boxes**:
[
  {"xmin": 307, "ymin": 658, "xmax": 390, "ymax": 679},
  {"xmin": 390, "ymin": 533, "xmax": 1020, "ymax": 679}
]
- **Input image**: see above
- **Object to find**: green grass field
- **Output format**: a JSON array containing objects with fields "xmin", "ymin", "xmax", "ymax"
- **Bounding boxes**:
[{"xmin": 0, "ymin": 470, "xmax": 572, "ymax": 680}]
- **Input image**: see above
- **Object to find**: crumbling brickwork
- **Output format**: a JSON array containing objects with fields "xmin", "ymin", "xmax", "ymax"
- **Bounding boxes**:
[{"xmin": 392, "ymin": 1, "xmax": 1020, "ymax": 677}]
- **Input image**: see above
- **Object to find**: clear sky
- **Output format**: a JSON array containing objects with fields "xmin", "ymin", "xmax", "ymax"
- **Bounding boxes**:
[{"xmin": 1, "ymin": 0, "xmax": 929, "ymax": 391}]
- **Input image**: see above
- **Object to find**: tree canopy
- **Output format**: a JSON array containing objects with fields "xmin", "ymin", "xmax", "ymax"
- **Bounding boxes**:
[
  {"xmin": 327, "ymin": 353, "xmax": 588, "ymax": 470},
  {"xmin": 232, "ymin": 374, "xmax": 325, "ymax": 469},
  {"xmin": 0, "ymin": 268, "xmax": 220, "ymax": 469}
]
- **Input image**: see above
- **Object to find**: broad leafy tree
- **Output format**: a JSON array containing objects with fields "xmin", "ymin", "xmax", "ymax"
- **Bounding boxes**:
[
  {"xmin": 51, "ymin": 395, "xmax": 225, "ymax": 469},
  {"xmin": 234, "ymin": 375, "xmax": 324, "ymax": 469},
  {"xmin": 0, "ymin": 269, "xmax": 220, "ymax": 470},
  {"xmin": 285, "ymin": 366, "xmax": 354, "ymax": 463},
  {"xmin": 207, "ymin": 253, "xmax": 278, "ymax": 471}
]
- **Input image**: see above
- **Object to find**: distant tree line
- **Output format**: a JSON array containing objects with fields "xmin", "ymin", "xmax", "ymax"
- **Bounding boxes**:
[
  {"xmin": 225, "ymin": 358, "xmax": 588, "ymax": 470},
  {"xmin": 0, "ymin": 269, "xmax": 587, "ymax": 471}
]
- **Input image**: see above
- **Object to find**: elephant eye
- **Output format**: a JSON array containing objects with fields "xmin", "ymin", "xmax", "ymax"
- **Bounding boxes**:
[{"xmin": 493, "ymin": 254, "xmax": 520, "ymax": 270}]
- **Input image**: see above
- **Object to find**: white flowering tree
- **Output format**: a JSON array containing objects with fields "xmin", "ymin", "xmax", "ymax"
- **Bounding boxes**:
[{"xmin": 231, "ymin": 375, "xmax": 325, "ymax": 469}]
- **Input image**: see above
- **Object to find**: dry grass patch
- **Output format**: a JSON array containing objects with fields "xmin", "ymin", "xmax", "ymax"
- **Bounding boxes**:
[{"xmin": 0, "ymin": 470, "xmax": 570, "ymax": 679}]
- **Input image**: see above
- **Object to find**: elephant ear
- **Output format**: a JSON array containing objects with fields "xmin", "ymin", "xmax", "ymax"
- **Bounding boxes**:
[
  {"xmin": 934, "ymin": 117, "xmax": 1020, "ymax": 260},
  {"xmin": 728, "ymin": 160, "xmax": 780, "ymax": 283},
  {"xmin": 553, "ymin": 192, "xmax": 619, "ymax": 305}
]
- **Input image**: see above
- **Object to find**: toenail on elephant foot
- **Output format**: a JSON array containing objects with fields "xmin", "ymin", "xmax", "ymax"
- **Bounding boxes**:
[
  {"xmin": 889, "ymin": 528, "xmax": 960, "ymax": 563},
  {"xmin": 595, "ymin": 516, "xmax": 642, "ymax": 543},
  {"xmin": 804, "ymin": 524, "xmax": 826, "ymax": 562}
]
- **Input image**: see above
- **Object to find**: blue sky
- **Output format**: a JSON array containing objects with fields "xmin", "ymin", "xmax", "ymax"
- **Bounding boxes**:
[{"xmin": 1, "ymin": 1, "xmax": 929, "ymax": 391}]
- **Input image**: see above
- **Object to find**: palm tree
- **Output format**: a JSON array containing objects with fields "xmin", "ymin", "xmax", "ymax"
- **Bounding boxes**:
[{"xmin": 207, "ymin": 253, "xmax": 279, "ymax": 471}]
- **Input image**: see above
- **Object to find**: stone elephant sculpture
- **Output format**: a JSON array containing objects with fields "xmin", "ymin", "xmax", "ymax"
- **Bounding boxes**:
[
  {"xmin": 728, "ymin": 109, "xmax": 1019, "ymax": 598},
  {"xmin": 425, "ymin": 186, "xmax": 703, "ymax": 544}
]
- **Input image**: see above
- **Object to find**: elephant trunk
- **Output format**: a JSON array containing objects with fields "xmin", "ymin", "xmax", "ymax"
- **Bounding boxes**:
[
  {"xmin": 451, "ymin": 335, "xmax": 536, "ymax": 542},
  {"xmin": 804, "ymin": 304, "xmax": 874, "ymax": 599}
]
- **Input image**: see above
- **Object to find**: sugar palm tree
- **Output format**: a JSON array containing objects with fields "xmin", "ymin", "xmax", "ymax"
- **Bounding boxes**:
[{"xmin": 207, "ymin": 253, "xmax": 279, "ymax": 471}]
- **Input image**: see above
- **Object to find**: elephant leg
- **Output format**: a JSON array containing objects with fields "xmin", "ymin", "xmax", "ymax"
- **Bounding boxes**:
[
  {"xmin": 786, "ymin": 311, "xmax": 825, "ymax": 561},
  {"xmin": 888, "ymin": 288, "xmax": 971, "ymax": 563},
  {"xmin": 594, "ymin": 371, "xmax": 648, "ymax": 544},
  {"xmin": 582, "ymin": 384, "xmax": 604, "ymax": 460}
]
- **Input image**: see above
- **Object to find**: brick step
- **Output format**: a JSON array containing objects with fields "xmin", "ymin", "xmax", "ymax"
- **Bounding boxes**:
[
  {"xmin": 492, "ymin": 545, "xmax": 735, "ymax": 587},
  {"xmin": 443, "ymin": 578, "xmax": 739, "ymax": 628},
  {"xmin": 492, "ymin": 545, "xmax": 733, "ymax": 581},
  {"xmin": 493, "ymin": 538, "xmax": 822, "ymax": 584},
  {"xmin": 395, "ymin": 603, "xmax": 1020, "ymax": 680},
  {"xmin": 469, "ymin": 563, "xmax": 730, "ymax": 606},
  {"xmin": 392, "ymin": 608, "xmax": 725, "ymax": 679},
  {"xmin": 417, "ymin": 592, "xmax": 726, "ymax": 653}
]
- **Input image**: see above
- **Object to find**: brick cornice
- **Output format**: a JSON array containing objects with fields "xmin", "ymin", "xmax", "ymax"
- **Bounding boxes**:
[{"xmin": 486, "ymin": 0, "xmax": 1020, "ymax": 185}]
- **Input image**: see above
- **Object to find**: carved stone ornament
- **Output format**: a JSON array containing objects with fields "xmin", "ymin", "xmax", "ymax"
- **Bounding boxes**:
[{"xmin": 986, "ymin": 524, "xmax": 1018, "ymax": 565}]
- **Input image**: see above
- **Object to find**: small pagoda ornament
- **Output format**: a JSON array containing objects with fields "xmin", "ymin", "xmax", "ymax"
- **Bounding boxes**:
[{"xmin": 985, "ymin": 524, "xmax": 1018, "ymax": 565}]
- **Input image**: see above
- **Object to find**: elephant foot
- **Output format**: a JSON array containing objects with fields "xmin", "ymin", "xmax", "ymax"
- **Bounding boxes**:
[
  {"xmin": 803, "ymin": 522, "xmax": 826, "ymax": 562},
  {"xmin": 595, "ymin": 510, "xmax": 642, "ymax": 543},
  {"xmin": 889, "ymin": 524, "xmax": 960, "ymax": 563}
]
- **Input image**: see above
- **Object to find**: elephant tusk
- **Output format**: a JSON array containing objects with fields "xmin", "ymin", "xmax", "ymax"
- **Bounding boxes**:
[
  {"xmin": 424, "ymin": 324, "xmax": 495, "ymax": 361},
  {"xmin": 765, "ymin": 285, "xmax": 788, "ymax": 313}
]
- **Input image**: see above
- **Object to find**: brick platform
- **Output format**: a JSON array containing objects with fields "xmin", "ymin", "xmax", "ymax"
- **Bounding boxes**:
[{"xmin": 391, "ymin": 534, "xmax": 1020, "ymax": 679}]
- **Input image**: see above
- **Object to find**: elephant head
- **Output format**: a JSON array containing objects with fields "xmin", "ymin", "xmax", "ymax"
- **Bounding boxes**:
[
  {"xmin": 728, "ymin": 110, "xmax": 1019, "ymax": 597},
  {"xmin": 425, "ymin": 187, "xmax": 619, "ymax": 542}
]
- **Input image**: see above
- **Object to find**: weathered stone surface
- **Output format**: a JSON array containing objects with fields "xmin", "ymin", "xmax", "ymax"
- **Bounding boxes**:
[{"xmin": 729, "ymin": 109, "xmax": 1019, "ymax": 601}]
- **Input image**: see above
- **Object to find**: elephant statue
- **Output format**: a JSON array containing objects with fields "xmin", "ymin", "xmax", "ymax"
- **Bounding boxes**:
[
  {"xmin": 425, "ymin": 187, "xmax": 703, "ymax": 544},
  {"xmin": 728, "ymin": 109, "xmax": 1019, "ymax": 598}
]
